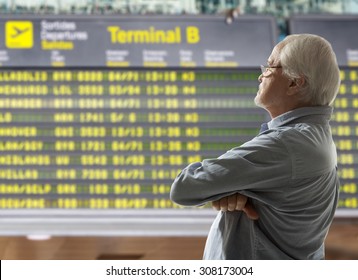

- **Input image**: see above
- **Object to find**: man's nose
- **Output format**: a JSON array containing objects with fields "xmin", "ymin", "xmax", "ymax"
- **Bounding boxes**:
[{"xmin": 258, "ymin": 74, "xmax": 263, "ymax": 82}]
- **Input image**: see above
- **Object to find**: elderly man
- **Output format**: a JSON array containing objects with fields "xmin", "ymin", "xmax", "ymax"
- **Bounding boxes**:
[{"xmin": 170, "ymin": 34, "xmax": 341, "ymax": 259}]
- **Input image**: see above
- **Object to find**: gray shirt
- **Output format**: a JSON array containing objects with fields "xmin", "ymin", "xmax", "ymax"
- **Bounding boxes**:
[{"xmin": 170, "ymin": 106, "xmax": 339, "ymax": 259}]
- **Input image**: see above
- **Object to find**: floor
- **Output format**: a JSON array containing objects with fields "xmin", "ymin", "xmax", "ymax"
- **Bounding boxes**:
[{"xmin": 0, "ymin": 220, "xmax": 357, "ymax": 260}]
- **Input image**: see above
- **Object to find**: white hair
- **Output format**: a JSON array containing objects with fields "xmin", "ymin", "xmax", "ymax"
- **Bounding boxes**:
[{"xmin": 279, "ymin": 34, "xmax": 341, "ymax": 106}]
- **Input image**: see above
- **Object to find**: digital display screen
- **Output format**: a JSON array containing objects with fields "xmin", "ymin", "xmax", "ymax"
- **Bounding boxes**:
[
  {"xmin": 0, "ymin": 15, "xmax": 356, "ymax": 238},
  {"xmin": 0, "ymin": 67, "xmax": 357, "ymax": 212},
  {"xmin": 0, "ymin": 68, "xmax": 266, "ymax": 209},
  {"xmin": 332, "ymin": 68, "xmax": 358, "ymax": 209}
]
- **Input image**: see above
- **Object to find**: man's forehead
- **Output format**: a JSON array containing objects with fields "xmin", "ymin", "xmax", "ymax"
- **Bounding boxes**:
[
  {"xmin": 267, "ymin": 42, "xmax": 285, "ymax": 64},
  {"xmin": 267, "ymin": 48, "xmax": 279, "ymax": 64}
]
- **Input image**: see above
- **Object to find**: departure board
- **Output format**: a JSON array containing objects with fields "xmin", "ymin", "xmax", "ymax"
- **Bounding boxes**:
[
  {"xmin": 333, "ymin": 67, "xmax": 358, "ymax": 211},
  {"xmin": 0, "ymin": 15, "xmax": 277, "ymax": 67},
  {"xmin": 0, "ymin": 15, "xmax": 356, "ymax": 237},
  {"xmin": 0, "ymin": 68, "xmax": 268, "ymax": 210},
  {"xmin": 0, "ymin": 67, "xmax": 358, "ymax": 214},
  {"xmin": 0, "ymin": 15, "xmax": 280, "ymax": 235}
]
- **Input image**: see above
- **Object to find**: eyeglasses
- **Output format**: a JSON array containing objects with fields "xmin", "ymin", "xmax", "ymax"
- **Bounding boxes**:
[{"xmin": 260, "ymin": 65, "xmax": 282, "ymax": 75}]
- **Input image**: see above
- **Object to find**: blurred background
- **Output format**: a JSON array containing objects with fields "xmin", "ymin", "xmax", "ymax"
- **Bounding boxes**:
[
  {"xmin": 0, "ymin": 0, "xmax": 358, "ymax": 260},
  {"xmin": 1, "ymin": 0, "xmax": 358, "ymax": 38}
]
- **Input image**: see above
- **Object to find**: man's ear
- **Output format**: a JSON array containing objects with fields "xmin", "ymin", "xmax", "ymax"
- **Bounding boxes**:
[{"xmin": 287, "ymin": 76, "xmax": 305, "ymax": 96}]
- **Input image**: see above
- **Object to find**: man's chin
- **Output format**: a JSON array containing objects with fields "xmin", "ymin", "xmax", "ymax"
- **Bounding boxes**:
[{"xmin": 254, "ymin": 96, "xmax": 262, "ymax": 108}]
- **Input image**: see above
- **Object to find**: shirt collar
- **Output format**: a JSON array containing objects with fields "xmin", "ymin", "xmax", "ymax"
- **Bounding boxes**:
[{"xmin": 267, "ymin": 106, "xmax": 333, "ymax": 129}]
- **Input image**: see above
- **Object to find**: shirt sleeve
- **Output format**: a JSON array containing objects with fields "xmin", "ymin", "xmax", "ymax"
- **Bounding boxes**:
[{"xmin": 170, "ymin": 133, "xmax": 292, "ymax": 206}]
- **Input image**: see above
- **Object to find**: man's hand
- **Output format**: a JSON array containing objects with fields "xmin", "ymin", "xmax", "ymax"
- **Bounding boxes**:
[{"xmin": 212, "ymin": 193, "xmax": 259, "ymax": 220}]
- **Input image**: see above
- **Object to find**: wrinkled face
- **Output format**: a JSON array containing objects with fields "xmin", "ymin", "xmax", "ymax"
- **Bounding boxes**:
[{"xmin": 255, "ymin": 43, "xmax": 293, "ymax": 118}]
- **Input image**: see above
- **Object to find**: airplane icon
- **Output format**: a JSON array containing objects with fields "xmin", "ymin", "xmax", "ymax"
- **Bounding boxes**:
[
  {"xmin": 11, "ymin": 26, "xmax": 30, "ymax": 38},
  {"xmin": 5, "ymin": 21, "xmax": 33, "ymax": 48}
]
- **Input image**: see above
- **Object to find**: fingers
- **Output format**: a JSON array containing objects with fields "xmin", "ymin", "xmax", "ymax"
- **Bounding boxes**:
[
  {"xmin": 243, "ymin": 203, "xmax": 259, "ymax": 220},
  {"xmin": 234, "ymin": 194, "xmax": 247, "ymax": 211},
  {"xmin": 212, "ymin": 193, "xmax": 247, "ymax": 212},
  {"xmin": 227, "ymin": 194, "xmax": 237, "ymax": 211},
  {"xmin": 219, "ymin": 196, "xmax": 229, "ymax": 211},
  {"xmin": 211, "ymin": 193, "xmax": 260, "ymax": 220},
  {"xmin": 212, "ymin": 200, "xmax": 220, "ymax": 211}
]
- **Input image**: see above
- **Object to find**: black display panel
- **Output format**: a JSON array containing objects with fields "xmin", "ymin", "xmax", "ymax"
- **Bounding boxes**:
[
  {"xmin": 0, "ymin": 15, "xmax": 356, "ymax": 236},
  {"xmin": 0, "ymin": 15, "xmax": 277, "ymax": 67},
  {"xmin": 332, "ymin": 67, "xmax": 358, "ymax": 210},
  {"xmin": 0, "ymin": 15, "xmax": 280, "ymax": 235},
  {"xmin": 0, "ymin": 67, "xmax": 357, "ymax": 213},
  {"xmin": 0, "ymin": 68, "xmax": 267, "ymax": 210}
]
